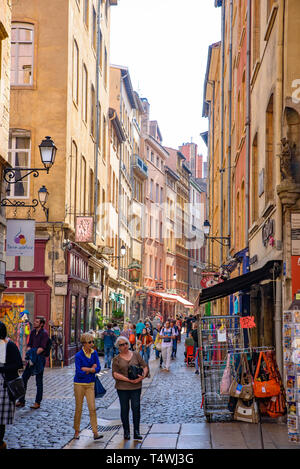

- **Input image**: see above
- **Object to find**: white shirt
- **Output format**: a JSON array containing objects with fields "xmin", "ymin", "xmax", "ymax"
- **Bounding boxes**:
[
  {"xmin": 160, "ymin": 327, "xmax": 177, "ymax": 348},
  {"xmin": 0, "ymin": 339, "xmax": 7, "ymax": 365}
]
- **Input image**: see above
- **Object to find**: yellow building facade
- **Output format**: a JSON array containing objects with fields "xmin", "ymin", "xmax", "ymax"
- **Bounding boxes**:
[{"xmin": 6, "ymin": 0, "xmax": 117, "ymax": 364}]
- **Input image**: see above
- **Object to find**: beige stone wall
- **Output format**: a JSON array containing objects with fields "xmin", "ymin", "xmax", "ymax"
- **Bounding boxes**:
[{"xmin": 0, "ymin": 0, "xmax": 11, "ymax": 167}]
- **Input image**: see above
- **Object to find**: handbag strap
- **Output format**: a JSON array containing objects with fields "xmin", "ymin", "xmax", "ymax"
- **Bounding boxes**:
[{"xmin": 254, "ymin": 352, "xmax": 263, "ymax": 380}]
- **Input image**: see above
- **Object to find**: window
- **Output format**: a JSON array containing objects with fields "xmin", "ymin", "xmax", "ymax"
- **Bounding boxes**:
[
  {"xmin": 70, "ymin": 140, "xmax": 78, "ymax": 223},
  {"xmin": 252, "ymin": 0, "xmax": 260, "ymax": 67},
  {"xmin": 8, "ymin": 130, "xmax": 31, "ymax": 198},
  {"xmin": 81, "ymin": 156, "xmax": 86, "ymax": 213},
  {"xmin": 90, "ymin": 84, "xmax": 96, "ymax": 138},
  {"xmin": 82, "ymin": 64, "xmax": 88, "ymax": 123},
  {"xmin": 265, "ymin": 95, "xmax": 274, "ymax": 204},
  {"xmin": 83, "ymin": 0, "xmax": 89, "ymax": 29},
  {"xmin": 99, "ymin": 30, "xmax": 103, "ymax": 70},
  {"xmin": 11, "ymin": 23, "xmax": 34, "ymax": 86},
  {"xmin": 72, "ymin": 39, "xmax": 79, "ymax": 105},
  {"xmin": 102, "ymin": 115, "xmax": 107, "ymax": 160},
  {"xmin": 92, "ymin": 6, "xmax": 97, "ymax": 51},
  {"xmin": 251, "ymin": 133, "xmax": 259, "ymax": 222},
  {"xmin": 156, "ymin": 183, "xmax": 159, "ymax": 203},
  {"xmin": 160, "ymin": 187, "xmax": 163, "ymax": 204},
  {"xmin": 89, "ymin": 169, "xmax": 94, "ymax": 214},
  {"xmin": 104, "ymin": 47, "xmax": 108, "ymax": 88},
  {"xmin": 150, "ymin": 179, "xmax": 154, "ymax": 200}
]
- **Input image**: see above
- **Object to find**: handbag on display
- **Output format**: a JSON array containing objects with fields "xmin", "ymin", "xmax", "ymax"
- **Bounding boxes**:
[
  {"xmin": 94, "ymin": 375, "xmax": 106, "ymax": 398},
  {"xmin": 229, "ymin": 355, "xmax": 254, "ymax": 401},
  {"xmin": 234, "ymin": 398, "xmax": 259, "ymax": 424},
  {"xmin": 6, "ymin": 376, "xmax": 25, "ymax": 401},
  {"xmin": 253, "ymin": 352, "xmax": 281, "ymax": 398},
  {"xmin": 128, "ymin": 365, "xmax": 144, "ymax": 380},
  {"xmin": 220, "ymin": 353, "xmax": 232, "ymax": 395}
]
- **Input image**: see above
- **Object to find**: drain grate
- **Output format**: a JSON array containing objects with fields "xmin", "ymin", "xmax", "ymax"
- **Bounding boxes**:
[{"xmin": 87, "ymin": 424, "xmax": 121, "ymax": 432}]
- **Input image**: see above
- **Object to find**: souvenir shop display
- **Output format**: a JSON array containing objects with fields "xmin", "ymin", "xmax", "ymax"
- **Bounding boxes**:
[
  {"xmin": 199, "ymin": 314, "xmax": 285, "ymax": 426},
  {"xmin": 283, "ymin": 304, "xmax": 300, "ymax": 443}
]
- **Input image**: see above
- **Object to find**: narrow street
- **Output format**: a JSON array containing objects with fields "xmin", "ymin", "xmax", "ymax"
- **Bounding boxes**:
[{"xmin": 5, "ymin": 341, "xmax": 296, "ymax": 450}]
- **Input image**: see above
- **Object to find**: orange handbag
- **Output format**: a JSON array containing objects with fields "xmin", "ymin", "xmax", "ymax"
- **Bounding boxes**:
[{"xmin": 253, "ymin": 352, "xmax": 281, "ymax": 398}]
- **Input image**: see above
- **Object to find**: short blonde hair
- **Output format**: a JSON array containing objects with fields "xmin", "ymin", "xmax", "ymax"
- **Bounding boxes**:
[{"xmin": 80, "ymin": 333, "xmax": 94, "ymax": 344}]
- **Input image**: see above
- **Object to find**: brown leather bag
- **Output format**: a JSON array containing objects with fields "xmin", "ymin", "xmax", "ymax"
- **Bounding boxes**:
[{"xmin": 229, "ymin": 355, "xmax": 254, "ymax": 401}]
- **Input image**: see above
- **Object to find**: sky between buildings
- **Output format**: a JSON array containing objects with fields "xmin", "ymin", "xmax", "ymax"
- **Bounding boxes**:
[{"xmin": 110, "ymin": 0, "xmax": 221, "ymax": 160}]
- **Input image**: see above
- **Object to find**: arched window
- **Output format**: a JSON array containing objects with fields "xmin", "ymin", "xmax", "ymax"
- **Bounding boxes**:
[{"xmin": 11, "ymin": 23, "xmax": 34, "ymax": 86}]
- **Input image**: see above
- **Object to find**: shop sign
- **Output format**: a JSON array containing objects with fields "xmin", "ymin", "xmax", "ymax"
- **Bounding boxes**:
[
  {"xmin": 75, "ymin": 216, "xmax": 94, "ymax": 243},
  {"xmin": 291, "ymin": 213, "xmax": 300, "ymax": 256},
  {"xmin": 240, "ymin": 316, "xmax": 256, "ymax": 329},
  {"xmin": 6, "ymin": 219, "xmax": 35, "ymax": 257},
  {"xmin": 291, "ymin": 257, "xmax": 300, "ymax": 299},
  {"xmin": 262, "ymin": 219, "xmax": 274, "ymax": 247},
  {"xmin": 200, "ymin": 272, "xmax": 222, "ymax": 289},
  {"xmin": 54, "ymin": 274, "xmax": 68, "ymax": 296}
]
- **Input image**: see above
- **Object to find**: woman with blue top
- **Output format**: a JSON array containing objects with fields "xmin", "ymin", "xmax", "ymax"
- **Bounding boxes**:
[{"xmin": 73, "ymin": 333, "xmax": 103, "ymax": 441}]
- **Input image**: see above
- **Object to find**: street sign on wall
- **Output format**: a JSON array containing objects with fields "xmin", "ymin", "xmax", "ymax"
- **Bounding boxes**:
[{"xmin": 6, "ymin": 219, "xmax": 35, "ymax": 257}]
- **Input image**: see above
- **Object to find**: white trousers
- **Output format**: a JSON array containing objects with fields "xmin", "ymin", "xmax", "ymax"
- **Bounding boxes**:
[{"xmin": 161, "ymin": 346, "xmax": 172, "ymax": 370}]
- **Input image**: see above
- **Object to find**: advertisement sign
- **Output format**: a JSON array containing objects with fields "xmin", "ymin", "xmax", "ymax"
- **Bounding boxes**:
[
  {"xmin": 291, "ymin": 256, "xmax": 300, "ymax": 299},
  {"xmin": 6, "ymin": 219, "xmax": 35, "ymax": 257},
  {"xmin": 75, "ymin": 216, "xmax": 94, "ymax": 243},
  {"xmin": 54, "ymin": 274, "xmax": 68, "ymax": 296}
]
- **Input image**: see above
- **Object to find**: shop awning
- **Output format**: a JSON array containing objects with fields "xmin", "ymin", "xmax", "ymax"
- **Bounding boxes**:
[
  {"xmin": 149, "ymin": 291, "xmax": 194, "ymax": 308},
  {"xmin": 196, "ymin": 260, "xmax": 281, "ymax": 306}
]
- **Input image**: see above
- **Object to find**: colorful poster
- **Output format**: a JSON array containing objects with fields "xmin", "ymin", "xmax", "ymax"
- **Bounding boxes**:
[{"xmin": 6, "ymin": 219, "xmax": 35, "ymax": 257}]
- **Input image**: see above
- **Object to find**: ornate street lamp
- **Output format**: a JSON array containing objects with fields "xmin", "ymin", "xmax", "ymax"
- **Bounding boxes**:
[
  {"xmin": 4, "ymin": 136, "xmax": 57, "ymax": 184},
  {"xmin": 38, "ymin": 185, "xmax": 49, "ymax": 222},
  {"xmin": 202, "ymin": 220, "xmax": 231, "ymax": 247}
]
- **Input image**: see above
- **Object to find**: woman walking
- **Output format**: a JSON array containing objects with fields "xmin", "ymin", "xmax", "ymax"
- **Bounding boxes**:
[
  {"xmin": 140, "ymin": 328, "xmax": 153, "ymax": 374},
  {"xmin": 0, "ymin": 321, "xmax": 23, "ymax": 450},
  {"xmin": 73, "ymin": 333, "xmax": 103, "ymax": 441},
  {"xmin": 112, "ymin": 336, "xmax": 148, "ymax": 441}
]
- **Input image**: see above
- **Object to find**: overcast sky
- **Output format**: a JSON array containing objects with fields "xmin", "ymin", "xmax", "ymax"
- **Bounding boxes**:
[{"xmin": 110, "ymin": 0, "xmax": 221, "ymax": 158}]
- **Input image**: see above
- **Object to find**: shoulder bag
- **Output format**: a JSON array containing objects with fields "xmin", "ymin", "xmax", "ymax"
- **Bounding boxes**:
[
  {"xmin": 253, "ymin": 352, "xmax": 281, "ymax": 398},
  {"xmin": 229, "ymin": 355, "xmax": 254, "ymax": 401},
  {"xmin": 128, "ymin": 365, "xmax": 144, "ymax": 380},
  {"xmin": 6, "ymin": 375, "xmax": 26, "ymax": 401},
  {"xmin": 234, "ymin": 398, "xmax": 259, "ymax": 423},
  {"xmin": 94, "ymin": 374, "xmax": 106, "ymax": 398}
]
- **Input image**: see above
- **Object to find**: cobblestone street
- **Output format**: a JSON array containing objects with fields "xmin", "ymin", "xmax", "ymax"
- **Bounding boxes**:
[{"xmin": 4, "ymin": 341, "xmax": 297, "ymax": 450}]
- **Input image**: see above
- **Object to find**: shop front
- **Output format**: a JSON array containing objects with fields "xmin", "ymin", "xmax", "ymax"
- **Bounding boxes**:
[
  {"xmin": 64, "ymin": 249, "xmax": 89, "ymax": 365},
  {"xmin": 2, "ymin": 238, "xmax": 51, "ymax": 327}
]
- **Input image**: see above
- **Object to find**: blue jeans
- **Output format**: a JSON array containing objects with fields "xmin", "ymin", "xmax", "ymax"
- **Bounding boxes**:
[
  {"xmin": 193, "ymin": 346, "xmax": 199, "ymax": 371},
  {"xmin": 171, "ymin": 339, "xmax": 177, "ymax": 357},
  {"xmin": 19, "ymin": 356, "xmax": 46, "ymax": 404},
  {"xmin": 140, "ymin": 346, "xmax": 150, "ymax": 365},
  {"xmin": 104, "ymin": 346, "xmax": 114, "ymax": 367}
]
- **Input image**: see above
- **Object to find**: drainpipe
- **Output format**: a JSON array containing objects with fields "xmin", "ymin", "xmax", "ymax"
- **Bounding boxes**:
[
  {"xmin": 220, "ymin": 0, "xmax": 226, "ymax": 263},
  {"xmin": 245, "ymin": 0, "xmax": 251, "ymax": 250},
  {"xmin": 228, "ymin": 0, "xmax": 233, "ymax": 259},
  {"xmin": 274, "ymin": 0, "xmax": 285, "ymax": 376}
]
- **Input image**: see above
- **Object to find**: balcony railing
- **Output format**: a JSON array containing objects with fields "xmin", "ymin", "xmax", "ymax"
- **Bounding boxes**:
[{"xmin": 132, "ymin": 154, "xmax": 148, "ymax": 180}]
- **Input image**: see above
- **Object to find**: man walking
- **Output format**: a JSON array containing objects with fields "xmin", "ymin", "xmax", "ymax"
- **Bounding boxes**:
[
  {"xmin": 16, "ymin": 317, "xmax": 49, "ymax": 409},
  {"xmin": 170, "ymin": 320, "xmax": 179, "ymax": 359},
  {"xmin": 159, "ymin": 320, "xmax": 177, "ymax": 372},
  {"xmin": 103, "ymin": 324, "xmax": 116, "ymax": 369}
]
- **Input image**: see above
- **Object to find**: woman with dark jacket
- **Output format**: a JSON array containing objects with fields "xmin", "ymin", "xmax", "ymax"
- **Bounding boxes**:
[{"xmin": 0, "ymin": 321, "xmax": 23, "ymax": 450}]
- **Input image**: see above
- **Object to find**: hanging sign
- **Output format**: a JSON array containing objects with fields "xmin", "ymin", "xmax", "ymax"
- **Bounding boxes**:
[
  {"xmin": 6, "ymin": 219, "xmax": 35, "ymax": 257},
  {"xmin": 75, "ymin": 216, "xmax": 94, "ymax": 243},
  {"xmin": 240, "ymin": 316, "xmax": 256, "ymax": 329}
]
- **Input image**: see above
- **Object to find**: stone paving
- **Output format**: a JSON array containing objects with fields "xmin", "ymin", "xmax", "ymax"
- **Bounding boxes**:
[{"xmin": 4, "ymin": 340, "xmax": 299, "ymax": 450}]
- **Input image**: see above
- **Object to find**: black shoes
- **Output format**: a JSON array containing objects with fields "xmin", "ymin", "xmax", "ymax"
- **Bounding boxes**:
[
  {"xmin": 134, "ymin": 433, "xmax": 143, "ymax": 440},
  {"xmin": 124, "ymin": 432, "xmax": 130, "ymax": 440}
]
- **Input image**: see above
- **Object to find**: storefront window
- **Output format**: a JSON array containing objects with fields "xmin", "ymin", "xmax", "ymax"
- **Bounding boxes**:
[
  {"xmin": 80, "ymin": 297, "xmax": 86, "ymax": 335},
  {"xmin": 70, "ymin": 295, "xmax": 77, "ymax": 344}
]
